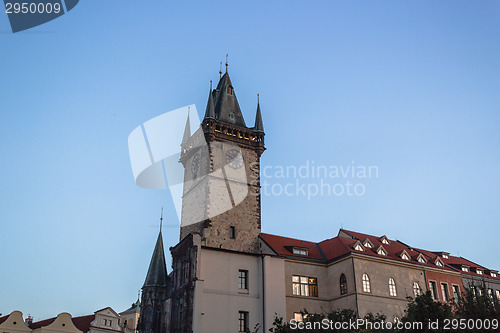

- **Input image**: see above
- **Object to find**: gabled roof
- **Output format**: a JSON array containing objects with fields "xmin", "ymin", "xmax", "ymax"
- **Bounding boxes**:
[
  {"xmin": 143, "ymin": 231, "xmax": 169, "ymax": 288},
  {"xmin": 120, "ymin": 299, "xmax": 141, "ymax": 315},
  {"xmin": 213, "ymin": 72, "xmax": 247, "ymax": 127},
  {"xmin": 260, "ymin": 233, "xmax": 324, "ymax": 260}
]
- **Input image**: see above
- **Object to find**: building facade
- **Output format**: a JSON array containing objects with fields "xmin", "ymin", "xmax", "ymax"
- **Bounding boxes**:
[{"xmin": 137, "ymin": 67, "xmax": 500, "ymax": 332}]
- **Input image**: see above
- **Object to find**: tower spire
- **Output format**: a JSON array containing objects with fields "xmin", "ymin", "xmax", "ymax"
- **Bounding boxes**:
[
  {"xmin": 181, "ymin": 107, "xmax": 191, "ymax": 145},
  {"xmin": 160, "ymin": 207, "xmax": 163, "ymax": 232},
  {"xmin": 204, "ymin": 80, "xmax": 215, "ymax": 119},
  {"xmin": 254, "ymin": 94, "xmax": 264, "ymax": 132}
]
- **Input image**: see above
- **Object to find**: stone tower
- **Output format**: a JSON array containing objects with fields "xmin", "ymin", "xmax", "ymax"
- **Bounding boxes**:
[
  {"xmin": 138, "ymin": 231, "xmax": 170, "ymax": 333},
  {"xmin": 179, "ymin": 69, "xmax": 265, "ymax": 253}
]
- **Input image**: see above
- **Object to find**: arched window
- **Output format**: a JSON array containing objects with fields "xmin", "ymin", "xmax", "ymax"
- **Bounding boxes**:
[
  {"xmin": 413, "ymin": 282, "xmax": 421, "ymax": 297},
  {"xmin": 362, "ymin": 273, "xmax": 370, "ymax": 292},
  {"xmin": 389, "ymin": 278, "xmax": 397, "ymax": 296},
  {"xmin": 340, "ymin": 274, "xmax": 347, "ymax": 295}
]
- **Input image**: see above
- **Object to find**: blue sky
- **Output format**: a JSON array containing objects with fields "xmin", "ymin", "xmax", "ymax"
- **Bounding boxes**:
[{"xmin": 1, "ymin": 0, "xmax": 499, "ymax": 320}]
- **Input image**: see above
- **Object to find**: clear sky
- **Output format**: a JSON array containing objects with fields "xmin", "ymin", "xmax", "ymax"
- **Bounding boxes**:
[{"xmin": 1, "ymin": 0, "xmax": 499, "ymax": 321}]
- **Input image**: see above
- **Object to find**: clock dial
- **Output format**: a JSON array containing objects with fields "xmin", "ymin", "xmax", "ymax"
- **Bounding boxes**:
[
  {"xmin": 191, "ymin": 153, "xmax": 200, "ymax": 174},
  {"xmin": 225, "ymin": 149, "xmax": 244, "ymax": 169}
]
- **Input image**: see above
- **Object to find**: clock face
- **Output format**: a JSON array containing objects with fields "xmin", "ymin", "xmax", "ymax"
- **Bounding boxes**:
[
  {"xmin": 191, "ymin": 153, "xmax": 200, "ymax": 174},
  {"xmin": 225, "ymin": 149, "xmax": 244, "ymax": 169}
]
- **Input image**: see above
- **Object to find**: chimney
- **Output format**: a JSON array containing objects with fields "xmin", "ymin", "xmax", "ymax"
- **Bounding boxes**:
[{"xmin": 25, "ymin": 315, "xmax": 33, "ymax": 326}]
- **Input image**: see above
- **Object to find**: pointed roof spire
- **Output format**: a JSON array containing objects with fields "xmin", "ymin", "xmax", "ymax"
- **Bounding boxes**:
[
  {"xmin": 225, "ymin": 54, "xmax": 229, "ymax": 73},
  {"xmin": 143, "ymin": 230, "xmax": 168, "ymax": 288},
  {"xmin": 181, "ymin": 107, "xmax": 191, "ymax": 145},
  {"xmin": 254, "ymin": 94, "xmax": 264, "ymax": 132},
  {"xmin": 213, "ymin": 72, "xmax": 247, "ymax": 127},
  {"xmin": 204, "ymin": 80, "xmax": 215, "ymax": 120}
]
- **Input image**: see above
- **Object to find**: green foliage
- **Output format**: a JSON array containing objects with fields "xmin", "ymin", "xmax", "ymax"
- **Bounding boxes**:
[{"xmin": 400, "ymin": 291, "xmax": 453, "ymax": 332}]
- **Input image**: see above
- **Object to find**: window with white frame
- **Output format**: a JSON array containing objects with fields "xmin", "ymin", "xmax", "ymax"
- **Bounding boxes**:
[
  {"xmin": 381, "ymin": 237, "xmax": 389, "ymax": 244},
  {"xmin": 363, "ymin": 240, "xmax": 373, "ymax": 248},
  {"xmin": 418, "ymin": 256, "xmax": 426, "ymax": 264},
  {"xmin": 292, "ymin": 275, "xmax": 318, "ymax": 297},
  {"xmin": 441, "ymin": 283, "xmax": 449, "ymax": 301},
  {"xmin": 389, "ymin": 278, "xmax": 397, "ymax": 297},
  {"xmin": 401, "ymin": 252, "xmax": 410, "ymax": 260},
  {"xmin": 462, "ymin": 266, "xmax": 469, "ymax": 272},
  {"xmin": 442, "ymin": 253, "xmax": 449, "ymax": 259},
  {"xmin": 362, "ymin": 273, "xmax": 371, "ymax": 293},
  {"xmin": 453, "ymin": 285, "xmax": 460, "ymax": 303},
  {"xmin": 495, "ymin": 290, "xmax": 500, "ymax": 300},
  {"xmin": 377, "ymin": 247, "xmax": 387, "ymax": 256},
  {"xmin": 491, "ymin": 272, "xmax": 497, "ymax": 278},
  {"xmin": 413, "ymin": 282, "xmax": 421, "ymax": 297},
  {"xmin": 292, "ymin": 248, "xmax": 308, "ymax": 256},
  {"xmin": 238, "ymin": 270, "xmax": 248, "ymax": 290},
  {"xmin": 429, "ymin": 281, "xmax": 438, "ymax": 300},
  {"xmin": 477, "ymin": 269, "xmax": 483, "ymax": 275}
]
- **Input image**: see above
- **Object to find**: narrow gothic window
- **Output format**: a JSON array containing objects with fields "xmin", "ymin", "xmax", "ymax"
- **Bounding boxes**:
[
  {"xmin": 389, "ymin": 278, "xmax": 397, "ymax": 296},
  {"xmin": 227, "ymin": 86, "xmax": 233, "ymax": 95},
  {"xmin": 340, "ymin": 274, "xmax": 347, "ymax": 295},
  {"xmin": 362, "ymin": 273, "xmax": 371, "ymax": 292},
  {"xmin": 413, "ymin": 282, "xmax": 421, "ymax": 297},
  {"xmin": 230, "ymin": 226, "xmax": 236, "ymax": 239}
]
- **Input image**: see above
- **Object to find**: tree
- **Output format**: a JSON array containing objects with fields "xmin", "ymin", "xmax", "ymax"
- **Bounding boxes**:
[{"xmin": 400, "ymin": 291, "xmax": 453, "ymax": 333}]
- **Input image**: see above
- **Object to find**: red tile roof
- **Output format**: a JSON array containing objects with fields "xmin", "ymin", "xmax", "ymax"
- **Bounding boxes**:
[
  {"xmin": 260, "ymin": 229, "xmax": 495, "ymax": 275},
  {"xmin": 0, "ymin": 314, "xmax": 9, "ymax": 325},
  {"xmin": 30, "ymin": 317, "xmax": 56, "ymax": 329},
  {"xmin": 72, "ymin": 314, "xmax": 95, "ymax": 332}
]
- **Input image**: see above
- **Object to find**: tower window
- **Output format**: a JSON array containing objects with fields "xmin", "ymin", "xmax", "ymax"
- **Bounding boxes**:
[
  {"xmin": 230, "ymin": 226, "xmax": 236, "ymax": 239},
  {"xmin": 227, "ymin": 86, "xmax": 233, "ymax": 95},
  {"xmin": 238, "ymin": 312, "xmax": 249, "ymax": 332}
]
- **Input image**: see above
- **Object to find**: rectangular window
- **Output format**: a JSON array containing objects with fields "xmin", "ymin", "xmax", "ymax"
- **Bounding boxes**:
[
  {"xmin": 230, "ymin": 226, "xmax": 236, "ymax": 239},
  {"xmin": 429, "ymin": 281, "xmax": 438, "ymax": 300},
  {"xmin": 292, "ymin": 275, "xmax": 318, "ymax": 297},
  {"xmin": 238, "ymin": 270, "xmax": 248, "ymax": 290},
  {"xmin": 238, "ymin": 311, "xmax": 249, "ymax": 332},
  {"xmin": 495, "ymin": 290, "xmax": 500, "ymax": 300},
  {"xmin": 293, "ymin": 312, "xmax": 303, "ymax": 322},
  {"xmin": 441, "ymin": 283, "xmax": 449, "ymax": 301},
  {"xmin": 292, "ymin": 248, "xmax": 308, "ymax": 256},
  {"xmin": 453, "ymin": 285, "xmax": 460, "ymax": 303}
]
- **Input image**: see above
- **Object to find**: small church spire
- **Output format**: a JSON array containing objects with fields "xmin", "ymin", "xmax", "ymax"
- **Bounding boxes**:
[
  {"xmin": 254, "ymin": 94, "xmax": 264, "ymax": 132},
  {"xmin": 204, "ymin": 80, "xmax": 215, "ymax": 119},
  {"xmin": 181, "ymin": 107, "xmax": 191, "ymax": 145}
]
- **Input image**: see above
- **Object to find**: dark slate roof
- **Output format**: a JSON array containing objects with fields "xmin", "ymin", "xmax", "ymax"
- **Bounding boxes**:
[
  {"xmin": 253, "ymin": 102, "xmax": 264, "ymax": 132},
  {"xmin": 120, "ymin": 300, "xmax": 141, "ymax": 315},
  {"xmin": 213, "ymin": 72, "xmax": 247, "ymax": 127},
  {"xmin": 143, "ymin": 231, "xmax": 168, "ymax": 288},
  {"xmin": 204, "ymin": 83, "xmax": 215, "ymax": 119}
]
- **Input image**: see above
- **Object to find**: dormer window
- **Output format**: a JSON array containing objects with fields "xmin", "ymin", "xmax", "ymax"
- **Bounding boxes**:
[
  {"xmin": 417, "ymin": 255, "xmax": 427, "ymax": 264},
  {"xmin": 462, "ymin": 266, "xmax": 470, "ymax": 272},
  {"xmin": 442, "ymin": 254, "xmax": 449, "ymax": 259},
  {"xmin": 293, "ymin": 248, "xmax": 308, "ymax": 256},
  {"xmin": 491, "ymin": 272, "xmax": 497, "ymax": 278},
  {"xmin": 380, "ymin": 236, "xmax": 390, "ymax": 245},
  {"xmin": 477, "ymin": 269, "xmax": 483, "ymax": 275},
  {"xmin": 363, "ymin": 239, "xmax": 373, "ymax": 248},
  {"xmin": 435, "ymin": 259, "xmax": 443, "ymax": 267},
  {"xmin": 377, "ymin": 246, "xmax": 387, "ymax": 256},
  {"xmin": 354, "ymin": 244, "xmax": 364, "ymax": 251},
  {"xmin": 401, "ymin": 252, "xmax": 410, "ymax": 261},
  {"xmin": 226, "ymin": 85, "xmax": 233, "ymax": 95}
]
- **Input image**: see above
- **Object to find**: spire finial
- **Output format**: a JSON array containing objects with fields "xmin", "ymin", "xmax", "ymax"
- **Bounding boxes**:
[
  {"xmin": 137, "ymin": 289, "xmax": 141, "ymax": 302},
  {"xmin": 210, "ymin": 80, "xmax": 212, "ymax": 90},
  {"xmin": 225, "ymin": 54, "xmax": 228, "ymax": 72},
  {"xmin": 219, "ymin": 62, "xmax": 223, "ymax": 78},
  {"xmin": 160, "ymin": 207, "xmax": 163, "ymax": 232},
  {"xmin": 257, "ymin": 93, "xmax": 260, "ymax": 104}
]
